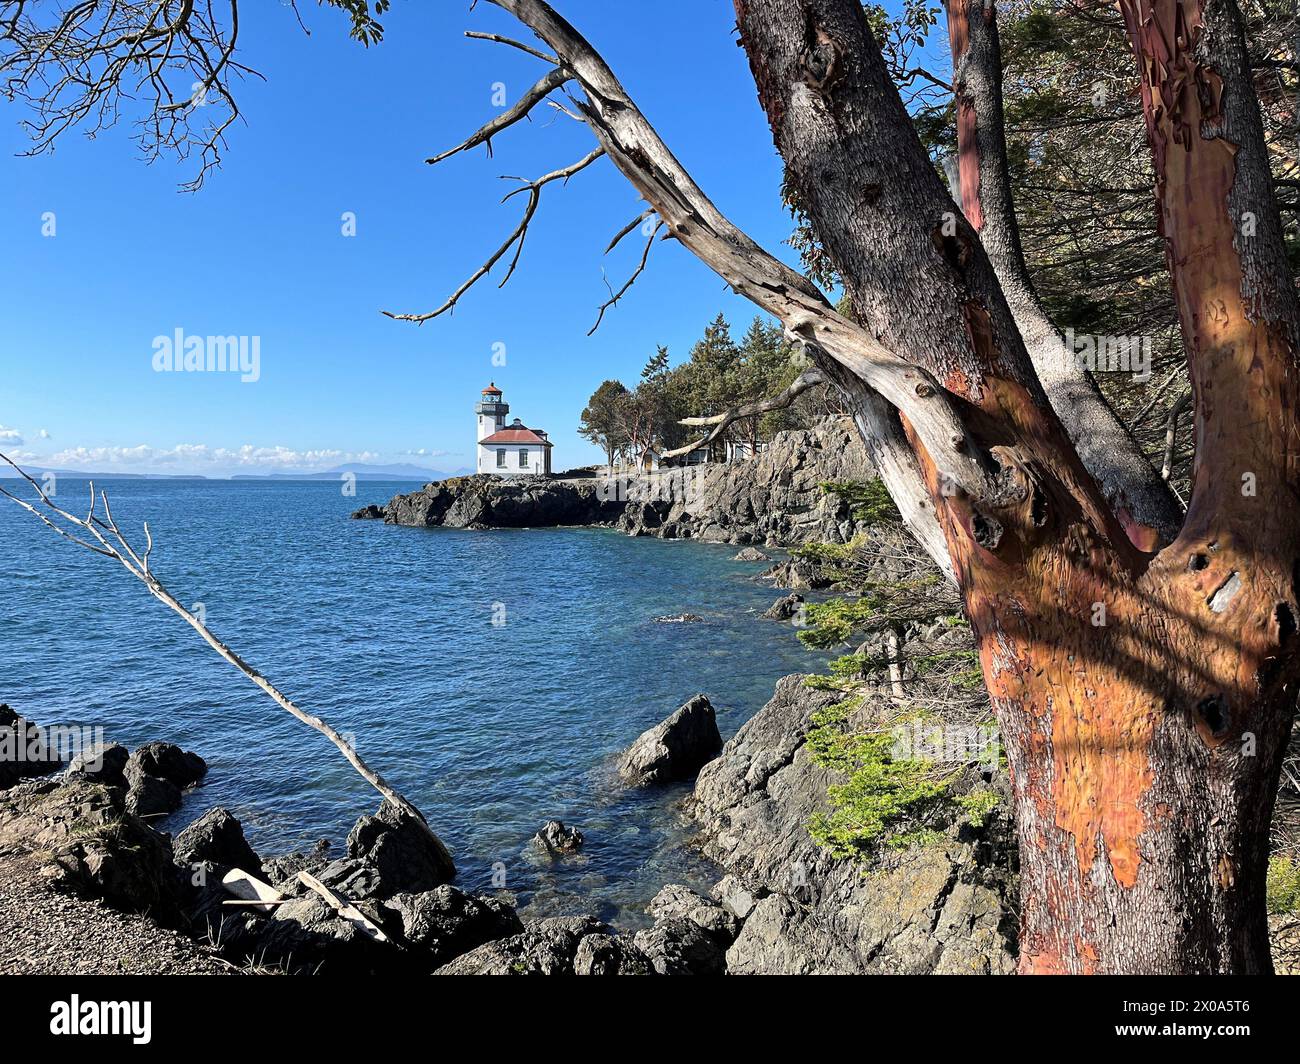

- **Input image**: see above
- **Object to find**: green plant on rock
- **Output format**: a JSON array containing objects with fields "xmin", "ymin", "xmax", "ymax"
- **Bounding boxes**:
[
  {"xmin": 805, "ymin": 700, "xmax": 952, "ymax": 857},
  {"xmin": 804, "ymin": 699, "xmax": 1003, "ymax": 859}
]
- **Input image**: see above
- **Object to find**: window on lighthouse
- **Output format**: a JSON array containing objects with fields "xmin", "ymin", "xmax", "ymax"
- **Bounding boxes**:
[
  {"xmin": 496, "ymin": 449, "xmax": 506, "ymax": 468},
  {"xmin": 519, "ymin": 449, "xmax": 529, "ymax": 468}
]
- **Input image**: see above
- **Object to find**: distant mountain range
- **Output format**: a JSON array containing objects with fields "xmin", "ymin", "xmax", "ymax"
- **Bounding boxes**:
[{"xmin": 0, "ymin": 462, "xmax": 471, "ymax": 482}]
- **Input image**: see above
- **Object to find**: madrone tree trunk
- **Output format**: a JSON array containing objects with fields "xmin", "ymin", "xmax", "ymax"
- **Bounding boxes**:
[{"xmin": 734, "ymin": 0, "xmax": 1300, "ymax": 972}]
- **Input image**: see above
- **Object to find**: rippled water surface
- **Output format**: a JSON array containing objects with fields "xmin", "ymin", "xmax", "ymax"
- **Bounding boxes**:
[{"xmin": 0, "ymin": 479, "xmax": 827, "ymax": 925}]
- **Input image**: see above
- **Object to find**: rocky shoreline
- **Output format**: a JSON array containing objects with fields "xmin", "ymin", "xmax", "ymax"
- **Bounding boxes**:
[
  {"xmin": 352, "ymin": 417, "xmax": 876, "ymax": 548},
  {"xmin": 0, "ymin": 663, "xmax": 1021, "ymax": 975}
]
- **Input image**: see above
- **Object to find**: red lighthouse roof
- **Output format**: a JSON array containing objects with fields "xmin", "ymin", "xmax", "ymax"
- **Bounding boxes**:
[
  {"xmin": 479, "ymin": 426, "xmax": 552, "ymax": 447},
  {"xmin": 482, "ymin": 382, "xmax": 503, "ymax": 396}
]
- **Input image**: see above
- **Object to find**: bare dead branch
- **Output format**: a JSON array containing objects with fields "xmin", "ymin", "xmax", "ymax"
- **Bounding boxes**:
[
  {"xmin": 604, "ymin": 208, "xmax": 654, "ymax": 255},
  {"xmin": 425, "ymin": 66, "xmax": 570, "ymax": 164},
  {"xmin": 464, "ymin": 29, "xmax": 557, "ymax": 64},
  {"xmin": 588, "ymin": 218, "xmax": 663, "ymax": 335},
  {"xmin": 0, "ymin": 448, "xmax": 444, "ymax": 847},
  {"xmin": 383, "ymin": 147, "xmax": 605, "ymax": 323}
]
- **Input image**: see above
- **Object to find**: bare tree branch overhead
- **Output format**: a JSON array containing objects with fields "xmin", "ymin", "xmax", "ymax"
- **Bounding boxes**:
[
  {"xmin": 0, "ymin": 0, "xmax": 261, "ymax": 190},
  {"xmin": 381, "ymin": 147, "xmax": 606, "ymax": 324}
]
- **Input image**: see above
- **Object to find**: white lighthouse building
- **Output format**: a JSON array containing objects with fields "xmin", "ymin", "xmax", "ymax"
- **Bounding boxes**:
[{"xmin": 475, "ymin": 382, "xmax": 553, "ymax": 476}]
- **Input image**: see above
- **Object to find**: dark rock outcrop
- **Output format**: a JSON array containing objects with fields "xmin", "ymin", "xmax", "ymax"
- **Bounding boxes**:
[
  {"xmin": 380, "ymin": 475, "xmax": 620, "ymax": 530},
  {"xmin": 345, "ymin": 799, "xmax": 455, "ymax": 896},
  {"xmin": 351, "ymin": 503, "xmax": 386, "ymax": 520},
  {"xmin": 67, "ymin": 743, "xmax": 129, "ymax": 788},
  {"xmin": 381, "ymin": 886, "xmax": 523, "ymax": 966},
  {"xmin": 532, "ymin": 819, "xmax": 584, "ymax": 855},
  {"xmin": 632, "ymin": 917, "xmax": 727, "ymax": 975},
  {"xmin": 172, "ymin": 807, "xmax": 263, "ymax": 876},
  {"xmin": 619, "ymin": 695, "xmax": 722, "ymax": 787},
  {"xmin": 690, "ymin": 675, "xmax": 1017, "ymax": 975},
  {"xmin": 433, "ymin": 915, "xmax": 612, "ymax": 975},
  {"xmin": 763, "ymin": 592, "xmax": 805, "ymax": 621},
  {"xmin": 129, "ymin": 742, "xmax": 207, "ymax": 789},
  {"xmin": 250, "ymin": 892, "xmax": 397, "ymax": 974},
  {"xmin": 123, "ymin": 760, "xmax": 183, "ymax": 819},
  {"xmin": 0, "ymin": 777, "xmax": 182, "ymax": 923},
  {"xmin": 573, "ymin": 933, "xmax": 656, "ymax": 975}
]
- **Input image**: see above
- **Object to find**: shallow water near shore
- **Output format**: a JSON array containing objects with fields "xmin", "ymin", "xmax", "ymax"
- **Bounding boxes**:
[{"xmin": 0, "ymin": 479, "xmax": 828, "ymax": 927}]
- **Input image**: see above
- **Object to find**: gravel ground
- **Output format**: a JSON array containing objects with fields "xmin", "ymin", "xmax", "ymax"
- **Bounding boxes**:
[{"xmin": 0, "ymin": 852, "xmax": 232, "ymax": 975}]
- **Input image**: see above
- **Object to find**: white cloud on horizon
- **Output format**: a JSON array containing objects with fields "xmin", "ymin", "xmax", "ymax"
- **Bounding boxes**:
[
  {"xmin": 42, "ymin": 443, "xmax": 386, "ymax": 474},
  {"xmin": 0, "ymin": 425, "xmax": 23, "ymax": 445}
]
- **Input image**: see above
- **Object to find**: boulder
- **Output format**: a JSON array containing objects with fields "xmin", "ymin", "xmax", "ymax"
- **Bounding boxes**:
[
  {"xmin": 124, "ymin": 760, "xmax": 182, "ymax": 819},
  {"xmin": 67, "ymin": 743, "xmax": 129, "ymax": 788},
  {"xmin": 381, "ymin": 886, "xmax": 523, "ymax": 966},
  {"xmin": 632, "ymin": 917, "xmax": 727, "ymax": 975},
  {"xmin": 653, "ymin": 613, "xmax": 704, "ymax": 624},
  {"xmin": 761, "ymin": 558, "xmax": 833, "ymax": 590},
  {"xmin": 532, "ymin": 819, "xmax": 584, "ymax": 855},
  {"xmin": 129, "ymin": 742, "xmax": 207, "ymax": 789},
  {"xmin": 711, "ymin": 874, "xmax": 761, "ymax": 921},
  {"xmin": 351, "ymin": 504, "xmax": 386, "ymax": 519},
  {"xmin": 434, "ymin": 915, "xmax": 609, "ymax": 975},
  {"xmin": 345, "ymin": 799, "xmax": 455, "ymax": 897},
  {"xmin": 172, "ymin": 807, "xmax": 263, "ymax": 876},
  {"xmin": 573, "ymin": 934, "xmax": 656, "ymax": 975},
  {"xmin": 252, "ymin": 893, "xmax": 398, "ymax": 974},
  {"xmin": 312, "ymin": 857, "xmax": 385, "ymax": 900},
  {"xmin": 647, "ymin": 883, "xmax": 738, "ymax": 944},
  {"xmin": 619, "ymin": 695, "xmax": 722, "ymax": 787},
  {"xmin": 732, "ymin": 547, "xmax": 770, "ymax": 562},
  {"xmin": 762, "ymin": 592, "xmax": 805, "ymax": 621}
]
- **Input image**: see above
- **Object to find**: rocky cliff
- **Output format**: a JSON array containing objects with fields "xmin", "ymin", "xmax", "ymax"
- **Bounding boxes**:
[
  {"xmin": 359, "ymin": 417, "xmax": 876, "ymax": 547},
  {"xmin": 689, "ymin": 675, "xmax": 1018, "ymax": 974}
]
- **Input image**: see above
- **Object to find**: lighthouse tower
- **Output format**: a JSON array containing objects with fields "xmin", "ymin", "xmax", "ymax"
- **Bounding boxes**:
[{"xmin": 476, "ymin": 382, "xmax": 509, "ymax": 442}]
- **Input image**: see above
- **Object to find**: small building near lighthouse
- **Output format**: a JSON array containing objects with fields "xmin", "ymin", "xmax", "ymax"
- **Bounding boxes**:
[{"xmin": 475, "ymin": 382, "xmax": 553, "ymax": 476}]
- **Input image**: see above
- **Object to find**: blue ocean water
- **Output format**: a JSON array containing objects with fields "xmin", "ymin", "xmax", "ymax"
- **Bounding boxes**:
[{"xmin": 0, "ymin": 479, "xmax": 826, "ymax": 926}]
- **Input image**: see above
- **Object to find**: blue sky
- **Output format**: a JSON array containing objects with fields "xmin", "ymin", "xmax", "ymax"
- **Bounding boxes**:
[{"xmin": 0, "ymin": 0, "xmax": 925, "ymax": 475}]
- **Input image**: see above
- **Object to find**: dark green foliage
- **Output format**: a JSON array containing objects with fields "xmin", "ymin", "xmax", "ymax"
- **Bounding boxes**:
[{"xmin": 819, "ymin": 479, "xmax": 900, "ymax": 525}]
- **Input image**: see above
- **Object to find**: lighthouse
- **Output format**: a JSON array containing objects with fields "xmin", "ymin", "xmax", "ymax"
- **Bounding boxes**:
[
  {"xmin": 476, "ymin": 382, "xmax": 509, "ymax": 441},
  {"xmin": 475, "ymin": 382, "xmax": 553, "ymax": 476}
]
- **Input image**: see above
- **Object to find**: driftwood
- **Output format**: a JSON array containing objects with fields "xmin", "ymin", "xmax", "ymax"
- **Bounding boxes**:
[
  {"xmin": 220, "ymin": 868, "xmax": 285, "ymax": 914},
  {"xmin": 296, "ymin": 871, "xmax": 389, "ymax": 943}
]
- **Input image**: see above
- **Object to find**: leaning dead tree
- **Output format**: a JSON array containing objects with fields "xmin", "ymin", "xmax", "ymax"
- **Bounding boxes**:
[
  {"xmin": 5, "ymin": 0, "xmax": 1299, "ymax": 973},
  {"xmin": 0, "ymin": 454, "xmax": 449, "ymax": 859}
]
